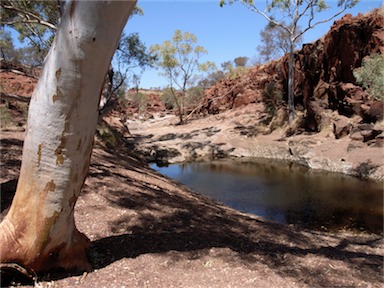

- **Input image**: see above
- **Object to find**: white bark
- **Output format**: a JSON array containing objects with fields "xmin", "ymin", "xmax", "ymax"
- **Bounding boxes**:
[
  {"xmin": 0, "ymin": 0, "xmax": 136, "ymax": 272},
  {"xmin": 288, "ymin": 38, "xmax": 295, "ymax": 124}
]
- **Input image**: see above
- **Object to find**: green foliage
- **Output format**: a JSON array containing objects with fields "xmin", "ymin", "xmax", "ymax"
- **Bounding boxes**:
[
  {"xmin": 161, "ymin": 87, "xmax": 176, "ymax": 110},
  {"xmin": 353, "ymin": 54, "xmax": 384, "ymax": 100},
  {"xmin": 129, "ymin": 92, "xmax": 148, "ymax": 113},
  {"xmin": 151, "ymin": 30, "xmax": 213, "ymax": 122},
  {"xmin": 113, "ymin": 33, "xmax": 157, "ymax": 96},
  {"xmin": 1, "ymin": 0, "xmax": 59, "ymax": 65},
  {"xmin": 220, "ymin": 58, "xmax": 250, "ymax": 79},
  {"xmin": 150, "ymin": 29, "xmax": 211, "ymax": 84},
  {"xmin": 234, "ymin": 56, "xmax": 249, "ymax": 67},
  {"xmin": 116, "ymin": 33, "xmax": 157, "ymax": 70},
  {"xmin": 262, "ymin": 82, "xmax": 283, "ymax": 117},
  {"xmin": 220, "ymin": 0, "xmax": 358, "ymax": 10},
  {"xmin": 196, "ymin": 56, "xmax": 251, "ymax": 89},
  {"xmin": 1, "ymin": 0, "xmax": 153, "ymax": 84},
  {"xmin": 186, "ymin": 86, "xmax": 205, "ymax": 109},
  {"xmin": 0, "ymin": 28, "xmax": 48, "ymax": 65},
  {"xmin": 161, "ymin": 86, "xmax": 205, "ymax": 111}
]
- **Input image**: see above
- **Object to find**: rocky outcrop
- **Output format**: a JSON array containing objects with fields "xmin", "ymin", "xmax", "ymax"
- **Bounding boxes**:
[
  {"xmin": 201, "ymin": 62, "xmax": 281, "ymax": 115},
  {"xmin": 294, "ymin": 9, "xmax": 384, "ymax": 129},
  {"xmin": 122, "ymin": 89, "xmax": 166, "ymax": 116},
  {"xmin": 200, "ymin": 9, "xmax": 384, "ymax": 133}
]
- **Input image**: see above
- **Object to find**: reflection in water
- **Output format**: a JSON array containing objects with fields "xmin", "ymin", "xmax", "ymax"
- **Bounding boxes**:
[{"xmin": 152, "ymin": 159, "xmax": 383, "ymax": 234}]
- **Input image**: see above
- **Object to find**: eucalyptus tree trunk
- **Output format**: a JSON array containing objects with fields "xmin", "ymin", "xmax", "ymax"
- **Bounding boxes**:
[
  {"xmin": 0, "ymin": 0, "xmax": 136, "ymax": 272},
  {"xmin": 287, "ymin": 37, "xmax": 295, "ymax": 124}
]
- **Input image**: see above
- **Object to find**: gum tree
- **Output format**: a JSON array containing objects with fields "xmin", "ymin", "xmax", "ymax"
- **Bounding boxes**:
[
  {"xmin": 220, "ymin": 0, "xmax": 359, "ymax": 123},
  {"xmin": 0, "ymin": 0, "xmax": 136, "ymax": 272},
  {"xmin": 150, "ymin": 30, "xmax": 215, "ymax": 123}
]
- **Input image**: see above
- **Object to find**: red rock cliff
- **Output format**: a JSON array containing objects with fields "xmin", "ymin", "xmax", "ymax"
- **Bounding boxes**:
[{"xmin": 202, "ymin": 9, "xmax": 384, "ymax": 130}]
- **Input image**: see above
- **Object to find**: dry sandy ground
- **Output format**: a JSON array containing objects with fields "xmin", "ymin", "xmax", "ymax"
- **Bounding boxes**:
[{"xmin": 1, "ymin": 119, "xmax": 383, "ymax": 287}]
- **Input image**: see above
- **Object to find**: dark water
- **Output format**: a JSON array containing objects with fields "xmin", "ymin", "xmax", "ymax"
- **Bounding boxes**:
[{"xmin": 151, "ymin": 159, "xmax": 384, "ymax": 234}]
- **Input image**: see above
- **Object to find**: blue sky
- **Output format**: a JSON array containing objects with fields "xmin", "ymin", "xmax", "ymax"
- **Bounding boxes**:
[
  {"xmin": 125, "ymin": 0, "xmax": 382, "ymax": 89},
  {"xmin": 6, "ymin": 0, "xmax": 382, "ymax": 89}
]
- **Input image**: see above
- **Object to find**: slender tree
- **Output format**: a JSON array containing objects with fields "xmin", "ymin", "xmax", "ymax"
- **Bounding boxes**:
[
  {"xmin": 220, "ymin": 0, "xmax": 359, "ymax": 123},
  {"xmin": 151, "ymin": 30, "xmax": 215, "ymax": 123},
  {"xmin": 0, "ymin": 0, "xmax": 136, "ymax": 273},
  {"xmin": 109, "ymin": 32, "xmax": 157, "ymax": 106}
]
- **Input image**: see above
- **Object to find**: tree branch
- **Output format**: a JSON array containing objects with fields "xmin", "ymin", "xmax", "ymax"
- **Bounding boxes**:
[
  {"xmin": 1, "ymin": 3, "xmax": 58, "ymax": 30},
  {"xmin": 24, "ymin": 23, "xmax": 52, "ymax": 49},
  {"xmin": 0, "ymin": 92, "xmax": 31, "ymax": 103},
  {"xmin": 1, "ymin": 19, "xmax": 56, "ymax": 29},
  {"xmin": 295, "ymin": 5, "xmax": 348, "ymax": 41},
  {"xmin": 245, "ymin": 2, "xmax": 293, "ymax": 36}
]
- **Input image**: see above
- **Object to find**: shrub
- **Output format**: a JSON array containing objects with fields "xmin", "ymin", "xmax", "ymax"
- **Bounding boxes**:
[
  {"xmin": 160, "ymin": 87, "xmax": 176, "ymax": 110},
  {"xmin": 129, "ymin": 92, "xmax": 148, "ymax": 113},
  {"xmin": 185, "ymin": 86, "xmax": 205, "ymax": 109},
  {"xmin": 262, "ymin": 82, "xmax": 283, "ymax": 117},
  {"xmin": 353, "ymin": 53, "xmax": 384, "ymax": 100}
]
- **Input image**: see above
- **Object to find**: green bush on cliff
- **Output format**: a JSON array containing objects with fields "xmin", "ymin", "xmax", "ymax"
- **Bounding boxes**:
[
  {"xmin": 353, "ymin": 53, "xmax": 384, "ymax": 101},
  {"xmin": 263, "ymin": 82, "xmax": 283, "ymax": 117}
]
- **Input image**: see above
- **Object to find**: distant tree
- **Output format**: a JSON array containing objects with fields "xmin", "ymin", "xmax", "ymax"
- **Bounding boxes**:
[
  {"xmin": 151, "ymin": 30, "xmax": 215, "ymax": 123},
  {"xmin": 353, "ymin": 53, "xmax": 384, "ymax": 101},
  {"xmin": 197, "ymin": 57, "xmax": 250, "ymax": 89},
  {"xmin": 234, "ymin": 56, "xmax": 249, "ymax": 67},
  {"xmin": 221, "ymin": 60, "xmax": 234, "ymax": 74},
  {"xmin": 257, "ymin": 21, "xmax": 302, "ymax": 63},
  {"xmin": 198, "ymin": 70, "xmax": 226, "ymax": 89},
  {"xmin": 220, "ymin": 58, "xmax": 250, "ymax": 79},
  {"xmin": 101, "ymin": 32, "xmax": 157, "ymax": 116},
  {"xmin": 161, "ymin": 85, "xmax": 205, "ymax": 113},
  {"xmin": 220, "ymin": 0, "xmax": 360, "ymax": 123}
]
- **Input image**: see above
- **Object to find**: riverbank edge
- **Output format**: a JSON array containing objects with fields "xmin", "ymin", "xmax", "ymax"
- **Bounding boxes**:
[
  {"xmin": 228, "ymin": 142, "xmax": 384, "ymax": 182},
  {"xmin": 137, "ymin": 125, "xmax": 384, "ymax": 182}
]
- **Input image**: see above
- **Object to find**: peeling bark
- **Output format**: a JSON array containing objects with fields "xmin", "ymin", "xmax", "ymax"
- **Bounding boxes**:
[{"xmin": 0, "ymin": 0, "xmax": 136, "ymax": 272}]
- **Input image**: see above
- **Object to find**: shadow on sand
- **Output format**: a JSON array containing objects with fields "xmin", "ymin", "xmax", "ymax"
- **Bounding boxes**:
[{"xmin": 1, "ymin": 136, "xmax": 383, "ymax": 287}]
